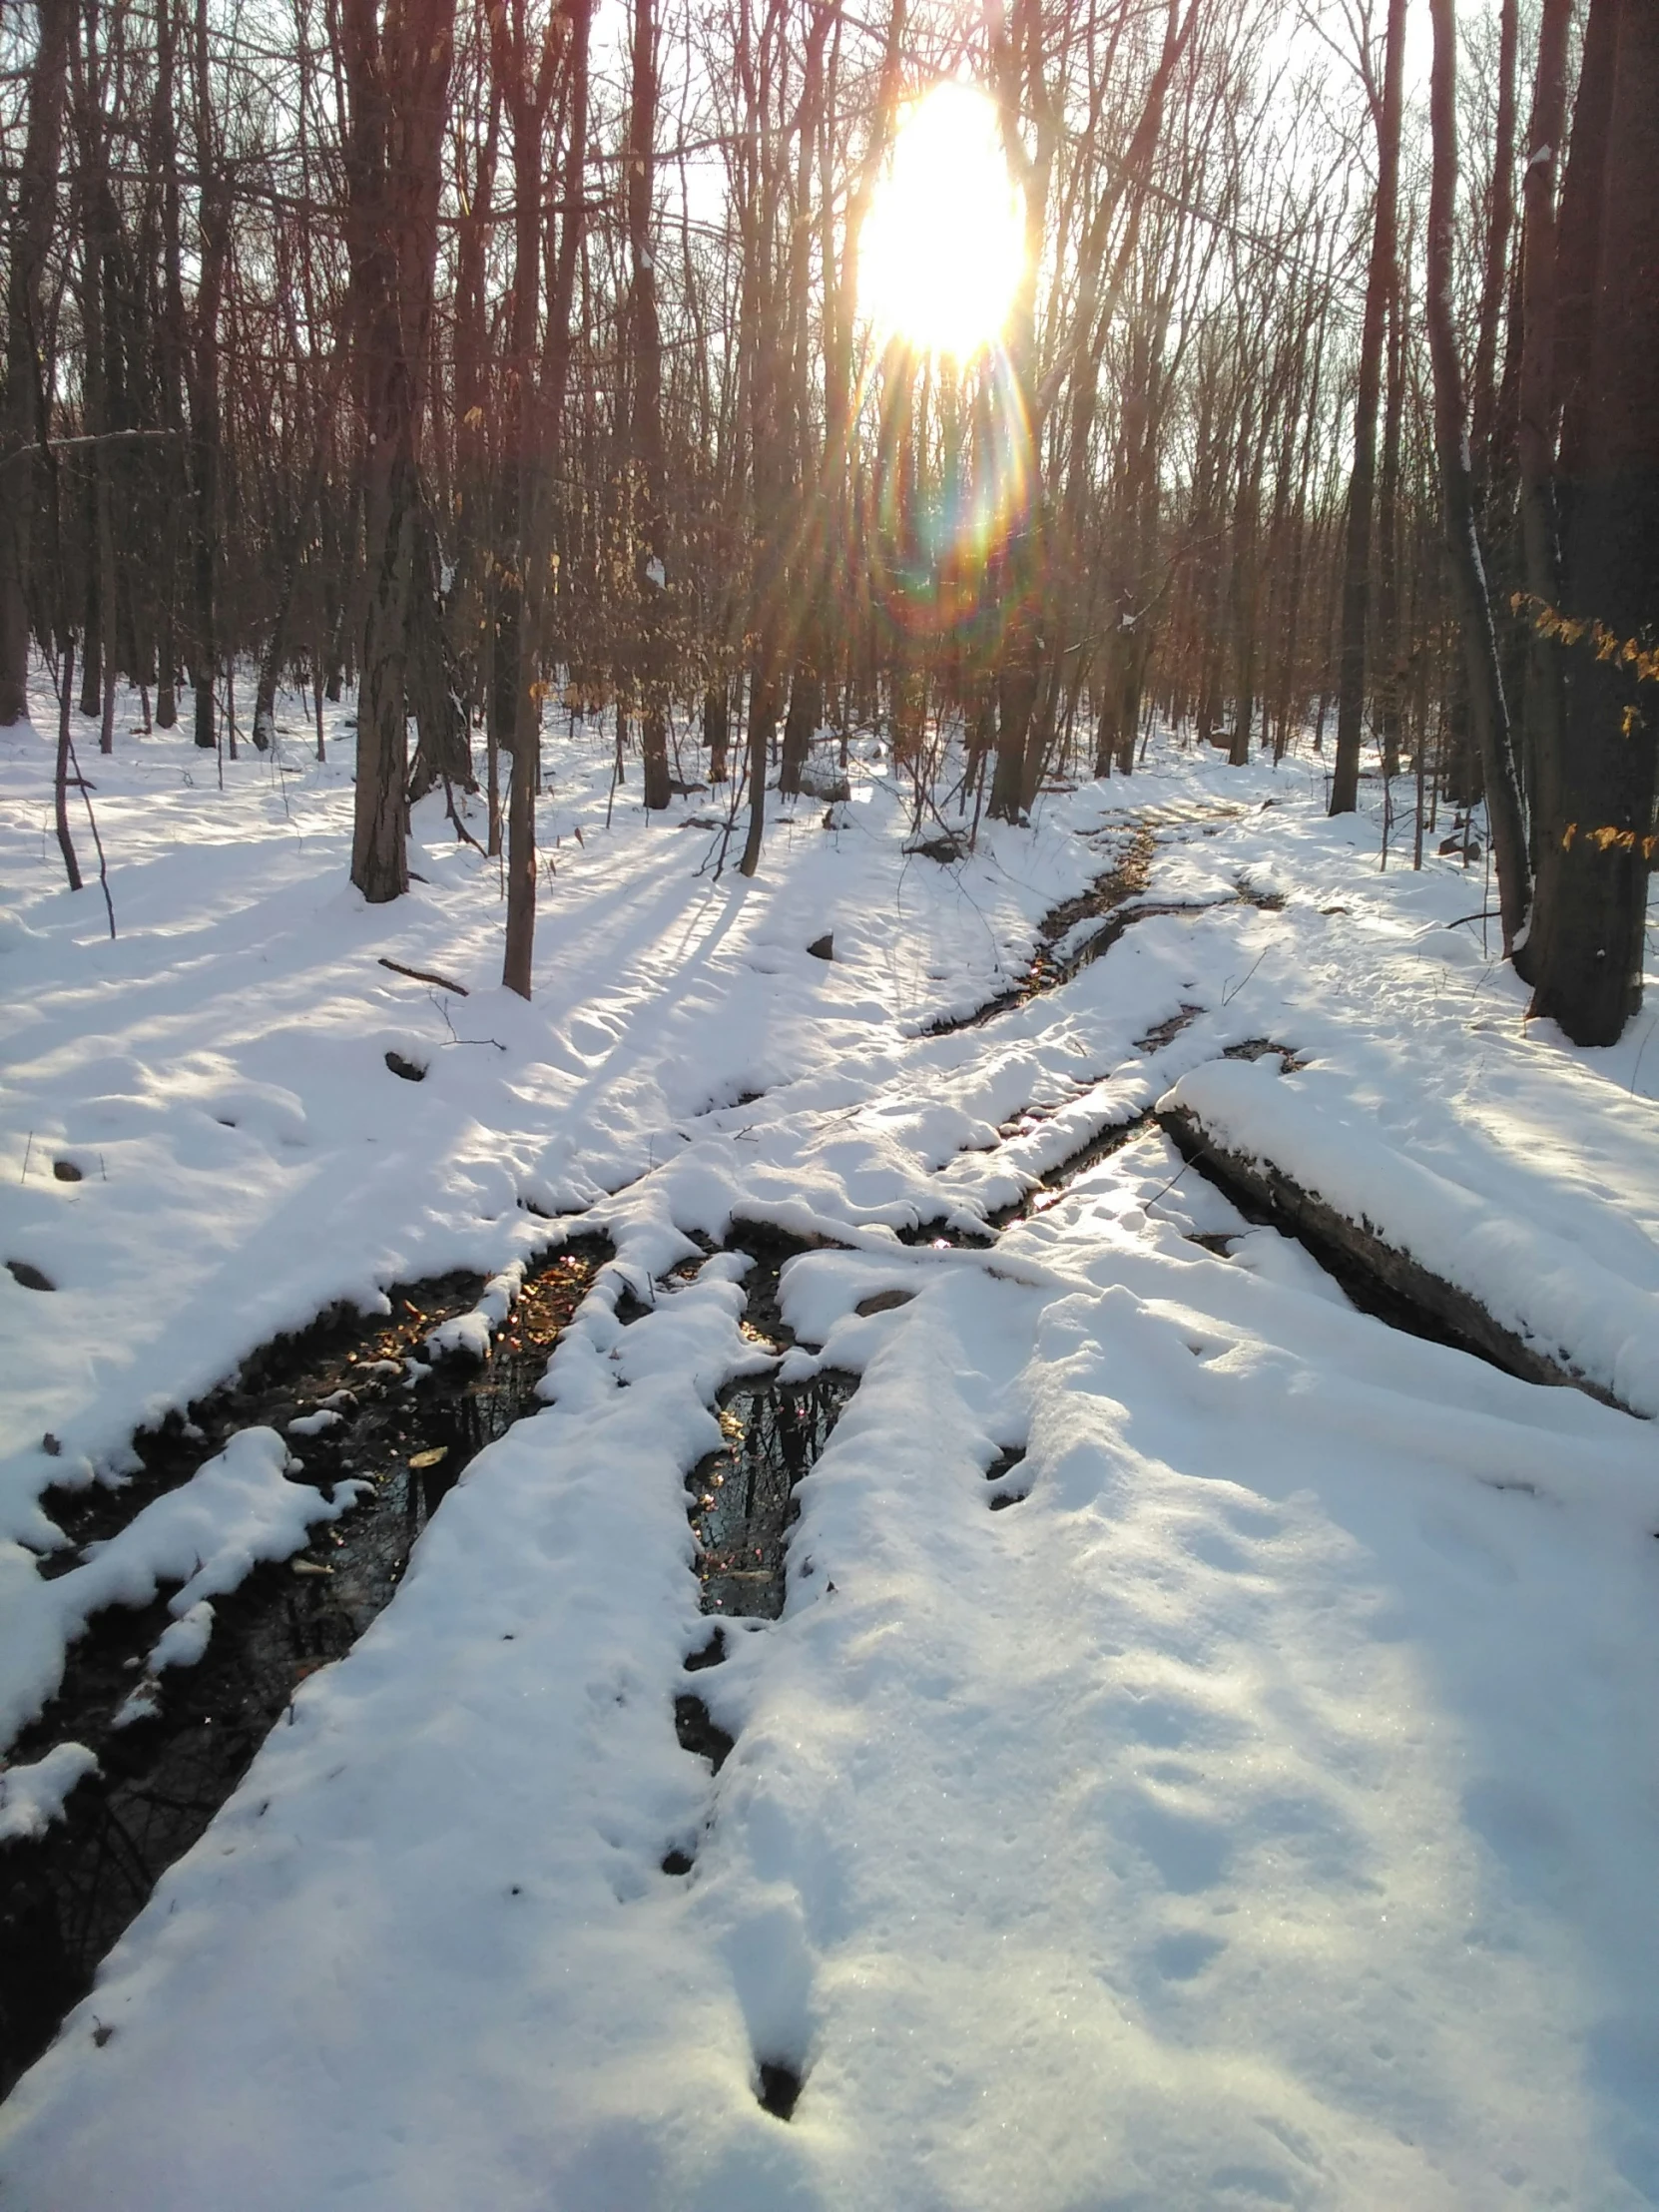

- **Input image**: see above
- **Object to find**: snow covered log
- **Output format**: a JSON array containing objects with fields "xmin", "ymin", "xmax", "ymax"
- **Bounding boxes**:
[{"xmin": 1158, "ymin": 1059, "xmax": 1659, "ymax": 1417}]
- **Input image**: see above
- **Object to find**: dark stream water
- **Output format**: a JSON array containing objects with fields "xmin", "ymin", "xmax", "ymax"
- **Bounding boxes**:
[{"xmin": 0, "ymin": 1242, "xmax": 604, "ymax": 2100}]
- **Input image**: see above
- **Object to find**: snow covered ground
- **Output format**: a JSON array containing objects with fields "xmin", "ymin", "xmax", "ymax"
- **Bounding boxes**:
[{"xmin": 3, "ymin": 673, "xmax": 1659, "ymax": 2207}]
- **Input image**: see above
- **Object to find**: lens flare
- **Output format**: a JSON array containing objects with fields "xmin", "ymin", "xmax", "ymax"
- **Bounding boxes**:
[
  {"xmin": 858, "ymin": 82, "xmax": 1026, "ymax": 360},
  {"xmin": 861, "ymin": 346, "xmax": 1034, "ymax": 650}
]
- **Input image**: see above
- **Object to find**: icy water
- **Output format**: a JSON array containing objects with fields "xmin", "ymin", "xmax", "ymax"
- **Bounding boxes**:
[{"xmin": 690, "ymin": 1371, "xmax": 852, "ymax": 1620}]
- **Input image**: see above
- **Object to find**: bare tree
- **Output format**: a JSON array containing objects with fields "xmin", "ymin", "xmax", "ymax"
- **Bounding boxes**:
[
  {"xmin": 1423, "ymin": 0, "xmax": 1529, "ymax": 950},
  {"xmin": 0, "ymin": 0, "xmax": 72, "ymax": 725},
  {"xmin": 1329, "ymin": 0, "xmax": 1404, "ymax": 817},
  {"xmin": 339, "ymin": 0, "xmax": 457, "ymax": 904},
  {"xmin": 1522, "ymin": 0, "xmax": 1659, "ymax": 1043}
]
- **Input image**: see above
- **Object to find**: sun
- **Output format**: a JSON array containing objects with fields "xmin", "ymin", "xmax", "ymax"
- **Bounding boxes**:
[{"xmin": 858, "ymin": 81, "xmax": 1026, "ymax": 361}]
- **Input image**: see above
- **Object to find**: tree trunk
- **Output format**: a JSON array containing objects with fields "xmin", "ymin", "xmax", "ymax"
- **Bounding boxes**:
[
  {"xmin": 153, "ymin": 0, "xmax": 186, "ymax": 733},
  {"xmin": 1330, "ymin": 0, "xmax": 1405, "ymax": 816},
  {"xmin": 0, "ymin": 0, "xmax": 71, "ymax": 724},
  {"xmin": 628, "ymin": 0, "xmax": 672, "ymax": 815},
  {"xmin": 1376, "ymin": 275, "xmax": 1405, "ymax": 780},
  {"xmin": 1512, "ymin": 0, "xmax": 1573, "ymax": 883},
  {"xmin": 340, "ymin": 0, "xmax": 457, "ymax": 905},
  {"xmin": 703, "ymin": 681, "xmax": 729, "ymax": 783},
  {"xmin": 780, "ymin": 661, "xmax": 822, "ymax": 797},
  {"xmin": 54, "ymin": 641, "xmax": 83, "ymax": 888},
  {"xmin": 740, "ymin": 663, "xmax": 778, "ymax": 877},
  {"xmin": 406, "ymin": 495, "xmax": 471, "ymax": 797},
  {"xmin": 187, "ymin": 0, "xmax": 226, "ymax": 753},
  {"xmin": 1424, "ymin": 0, "xmax": 1530, "ymax": 956},
  {"xmin": 1524, "ymin": 0, "xmax": 1659, "ymax": 1044},
  {"xmin": 1468, "ymin": 0, "xmax": 1519, "ymax": 504}
]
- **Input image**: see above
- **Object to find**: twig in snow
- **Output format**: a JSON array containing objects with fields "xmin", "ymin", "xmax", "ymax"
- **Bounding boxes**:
[
  {"xmin": 1220, "ymin": 946, "xmax": 1270, "ymax": 1006},
  {"xmin": 19, "ymin": 1132, "xmax": 33, "ymax": 1183},
  {"xmin": 1630, "ymin": 1015, "xmax": 1657, "ymax": 1099},
  {"xmin": 1143, "ymin": 1152, "xmax": 1195, "ymax": 1215},
  {"xmin": 429, "ymin": 989, "xmax": 505, "ymax": 1050},
  {"xmin": 379, "ymin": 955, "xmax": 470, "ymax": 995}
]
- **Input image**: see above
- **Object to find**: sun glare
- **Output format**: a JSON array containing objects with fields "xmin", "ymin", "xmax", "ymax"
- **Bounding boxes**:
[{"xmin": 858, "ymin": 82, "xmax": 1026, "ymax": 361}]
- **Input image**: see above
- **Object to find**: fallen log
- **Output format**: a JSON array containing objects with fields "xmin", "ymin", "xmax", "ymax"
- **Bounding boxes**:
[{"xmin": 1157, "ymin": 1098, "xmax": 1623, "ymax": 1408}]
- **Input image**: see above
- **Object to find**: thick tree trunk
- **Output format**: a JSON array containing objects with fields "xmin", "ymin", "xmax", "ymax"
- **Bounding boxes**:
[
  {"xmin": 340, "ymin": 0, "xmax": 456, "ymax": 905},
  {"xmin": 1330, "ymin": 0, "xmax": 1405, "ymax": 816},
  {"xmin": 990, "ymin": 635, "xmax": 1036, "ymax": 822},
  {"xmin": 779, "ymin": 661, "xmax": 822, "ymax": 797},
  {"xmin": 1524, "ymin": 0, "xmax": 1659, "ymax": 1044},
  {"xmin": 406, "ymin": 497, "xmax": 471, "ymax": 797}
]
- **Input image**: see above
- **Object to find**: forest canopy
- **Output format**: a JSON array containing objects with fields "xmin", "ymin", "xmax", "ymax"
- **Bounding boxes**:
[{"xmin": 1, "ymin": 0, "xmax": 1653, "ymax": 1036}]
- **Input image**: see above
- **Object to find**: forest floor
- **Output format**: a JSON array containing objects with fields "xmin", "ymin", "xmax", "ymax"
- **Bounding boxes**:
[{"xmin": 2, "ymin": 679, "xmax": 1659, "ymax": 2209}]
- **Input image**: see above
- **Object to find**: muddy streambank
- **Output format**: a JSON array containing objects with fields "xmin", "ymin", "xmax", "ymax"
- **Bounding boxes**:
[
  {"xmin": 924, "ymin": 805, "xmax": 1248, "ymax": 1039},
  {"xmin": 926, "ymin": 825, "xmax": 1156, "ymax": 1034},
  {"xmin": 1, "ymin": 1239, "xmax": 606, "ymax": 2102}
]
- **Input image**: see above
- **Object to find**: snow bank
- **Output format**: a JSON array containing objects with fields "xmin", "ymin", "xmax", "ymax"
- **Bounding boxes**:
[
  {"xmin": 1164, "ymin": 1057, "xmax": 1659, "ymax": 1415},
  {"xmin": 9, "ymin": 1173, "xmax": 1659, "ymax": 2207},
  {"xmin": 0, "ymin": 1428, "xmax": 363, "ymax": 1746},
  {"xmin": 0, "ymin": 1741, "xmax": 98, "ymax": 1843}
]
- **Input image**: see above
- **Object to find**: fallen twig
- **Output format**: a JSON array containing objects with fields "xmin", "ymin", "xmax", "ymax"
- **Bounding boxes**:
[{"xmin": 379, "ymin": 956, "xmax": 470, "ymax": 995}]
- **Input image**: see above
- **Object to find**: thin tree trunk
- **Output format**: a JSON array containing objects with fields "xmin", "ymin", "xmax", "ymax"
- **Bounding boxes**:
[
  {"xmin": 1425, "ymin": 0, "xmax": 1530, "ymax": 956},
  {"xmin": 1330, "ymin": 0, "xmax": 1405, "ymax": 815},
  {"xmin": 188, "ymin": 0, "xmax": 226, "ymax": 753},
  {"xmin": 54, "ymin": 641, "xmax": 83, "ymax": 888},
  {"xmin": 1468, "ymin": 0, "xmax": 1519, "ymax": 503},
  {"xmin": 740, "ymin": 664, "xmax": 778, "ymax": 876},
  {"xmin": 0, "ymin": 0, "xmax": 71, "ymax": 725},
  {"xmin": 153, "ymin": 0, "xmax": 185, "ymax": 732},
  {"xmin": 1376, "ymin": 274, "xmax": 1405, "ymax": 780},
  {"xmin": 628, "ymin": 0, "xmax": 672, "ymax": 815},
  {"xmin": 1512, "ymin": 0, "xmax": 1577, "ymax": 889}
]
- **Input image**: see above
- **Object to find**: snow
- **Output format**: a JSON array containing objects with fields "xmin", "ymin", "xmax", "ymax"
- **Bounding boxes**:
[
  {"xmin": 0, "ymin": 1426, "xmax": 362, "ymax": 1748},
  {"xmin": 1163, "ymin": 1054, "xmax": 1659, "ymax": 1413},
  {"xmin": 146, "ymin": 1598, "xmax": 215, "ymax": 1672},
  {"xmin": 2, "ymin": 678, "xmax": 1659, "ymax": 2206},
  {"xmin": 0, "ymin": 1742, "xmax": 98, "ymax": 1843},
  {"xmin": 287, "ymin": 1407, "xmax": 342, "ymax": 1435},
  {"xmin": 425, "ymin": 1259, "xmax": 524, "ymax": 1361}
]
